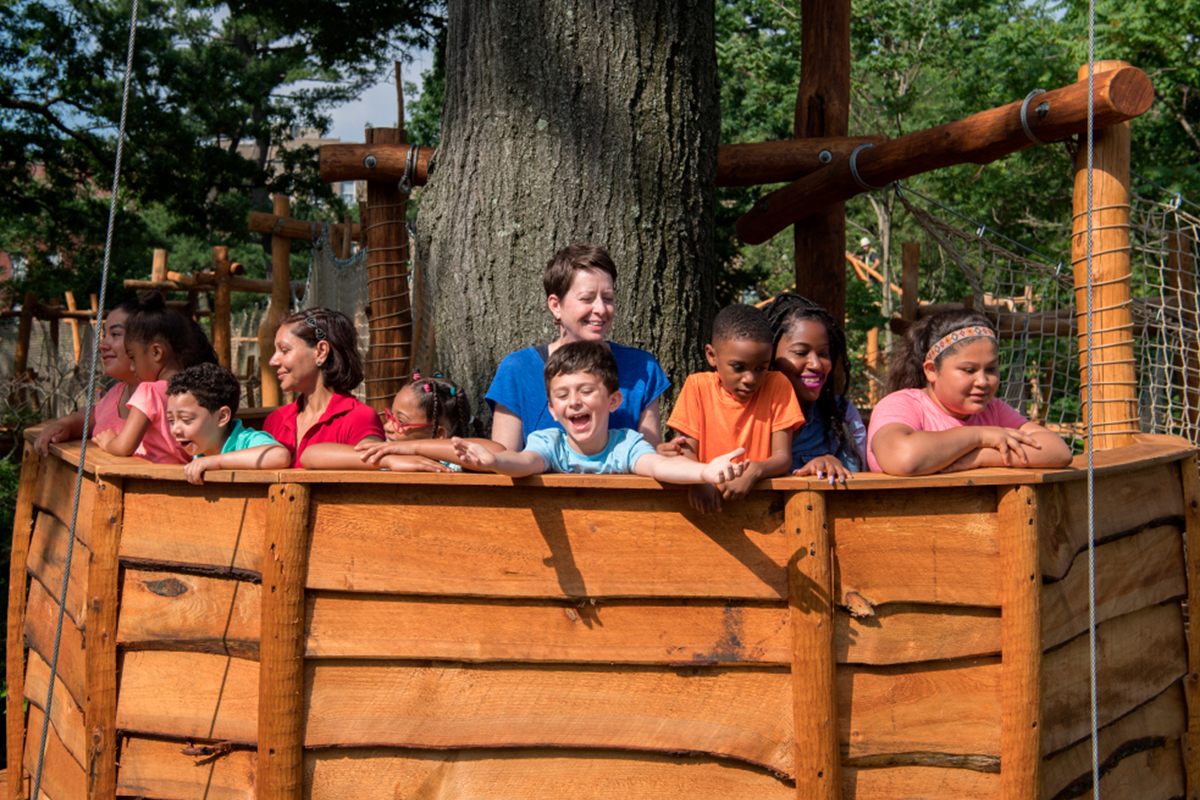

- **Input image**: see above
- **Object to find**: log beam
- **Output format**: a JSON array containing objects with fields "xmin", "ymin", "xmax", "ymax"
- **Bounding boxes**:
[
  {"xmin": 738, "ymin": 65, "xmax": 1154, "ymax": 244},
  {"xmin": 247, "ymin": 211, "xmax": 361, "ymax": 244},
  {"xmin": 85, "ymin": 476, "xmax": 124, "ymax": 800},
  {"xmin": 319, "ymin": 143, "xmax": 435, "ymax": 187}
]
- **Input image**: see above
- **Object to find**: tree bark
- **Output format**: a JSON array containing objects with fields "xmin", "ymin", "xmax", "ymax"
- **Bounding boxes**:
[{"xmin": 419, "ymin": 0, "xmax": 719, "ymax": 428}]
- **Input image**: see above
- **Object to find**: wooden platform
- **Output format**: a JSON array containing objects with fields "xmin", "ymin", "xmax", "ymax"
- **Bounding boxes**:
[{"xmin": 6, "ymin": 432, "xmax": 1197, "ymax": 799}]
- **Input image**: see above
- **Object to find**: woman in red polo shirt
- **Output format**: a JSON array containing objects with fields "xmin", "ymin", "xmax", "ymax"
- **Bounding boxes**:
[{"xmin": 263, "ymin": 309, "xmax": 388, "ymax": 469}]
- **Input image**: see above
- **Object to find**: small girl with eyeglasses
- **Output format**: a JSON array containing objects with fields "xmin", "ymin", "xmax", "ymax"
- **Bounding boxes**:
[{"xmin": 355, "ymin": 373, "xmax": 505, "ymax": 471}]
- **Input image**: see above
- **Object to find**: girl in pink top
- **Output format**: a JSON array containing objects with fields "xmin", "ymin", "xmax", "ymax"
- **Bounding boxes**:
[
  {"xmin": 93, "ymin": 292, "xmax": 218, "ymax": 464},
  {"xmin": 867, "ymin": 309, "xmax": 1072, "ymax": 475},
  {"xmin": 34, "ymin": 299, "xmax": 143, "ymax": 457}
]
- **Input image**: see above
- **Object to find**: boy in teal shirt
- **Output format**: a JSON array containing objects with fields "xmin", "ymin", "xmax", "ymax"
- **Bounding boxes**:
[{"xmin": 166, "ymin": 363, "xmax": 290, "ymax": 483}]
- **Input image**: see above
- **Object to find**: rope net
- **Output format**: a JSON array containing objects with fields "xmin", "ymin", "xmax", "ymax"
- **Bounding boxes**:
[{"xmin": 890, "ymin": 177, "xmax": 1200, "ymax": 451}]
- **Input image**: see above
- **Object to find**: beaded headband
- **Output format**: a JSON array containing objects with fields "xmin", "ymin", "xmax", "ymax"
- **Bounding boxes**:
[
  {"xmin": 925, "ymin": 326, "xmax": 996, "ymax": 362},
  {"xmin": 304, "ymin": 315, "xmax": 327, "ymax": 341}
]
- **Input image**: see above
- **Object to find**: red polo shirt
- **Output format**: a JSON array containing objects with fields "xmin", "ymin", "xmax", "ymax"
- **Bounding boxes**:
[{"xmin": 264, "ymin": 392, "xmax": 385, "ymax": 468}]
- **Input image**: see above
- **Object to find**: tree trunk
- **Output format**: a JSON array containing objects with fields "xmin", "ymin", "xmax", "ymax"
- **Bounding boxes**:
[{"xmin": 419, "ymin": 0, "xmax": 719, "ymax": 429}]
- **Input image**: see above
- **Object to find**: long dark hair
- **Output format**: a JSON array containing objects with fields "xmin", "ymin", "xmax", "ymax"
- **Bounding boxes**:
[
  {"xmin": 279, "ymin": 308, "xmax": 363, "ymax": 395},
  {"xmin": 762, "ymin": 292, "xmax": 851, "ymax": 450},
  {"xmin": 124, "ymin": 291, "xmax": 218, "ymax": 369},
  {"xmin": 887, "ymin": 308, "xmax": 996, "ymax": 393}
]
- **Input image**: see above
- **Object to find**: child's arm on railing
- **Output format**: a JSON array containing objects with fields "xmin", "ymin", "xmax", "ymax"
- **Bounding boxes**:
[
  {"xmin": 356, "ymin": 438, "xmax": 505, "ymax": 470},
  {"xmin": 93, "ymin": 409, "xmax": 151, "ymax": 457},
  {"xmin": 34, "ymin": 410, "xmax": 88, "ymax": 456},
  {"xmin": 940, "ymin": 422, "xmax": 1073, "ymax": 472},
  {"xmin": 452, "ymin": 437, "xmax": 545, "ymax": 477},
  {"xmin": 183, "ymin": 443, "xmax": 292, "ymax": 484},
  {"xmin": 634, "ymin": 447, "xmax": 746, "ymax": 485},
  {"xmin": 717, "ymin": 428, "xmax": 793, "ymax": 501},
  {"xmin": 300, "ymin": 441, "xmax": 452, "ymax": 473}
]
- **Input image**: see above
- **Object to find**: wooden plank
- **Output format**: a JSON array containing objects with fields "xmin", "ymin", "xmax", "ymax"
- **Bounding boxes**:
[
  {"xmin": 307, "ymin": 484, "xmax": 789, "ymax": 598},
  {"xmin": 32, "ymin": 455, "xmax": 93, "ymax": 548},
  {"xmin": 998, "ymin": 485, "xmax": 1042, "ymax": 797},
  {"xmin": 1068, "ymin": 741, "xmax": 1186, "ymax": 800},
  {"xmin": 787, "ymin": 490, "xmax": 839, "ymax": 797},
  {"xmin": 259, "ymin": 483, "xmax": 310, "ymax": 800},
  {"xmin": 22, "ymin": 650, "xmax": 86, "ymax": 769},
  {"xmin": 837, "ymin": 604, "xmax": 1000, "ymax": 665},
  {"xmin": 829, "ymin": 487, "xmax": 1001, "ymax": 606},
  {"xmin": 844, "ymin": 766, "xmax": 999, "ymax": 799},
  {"xmin": 1040, "ymin": 461, "xmax": 1185, "ymax": 580},
  {"xmin": 839, "ymin": 658, "xmax": 1001, "ymax": 759},
  {"xmin": 7, "ymin": 445, "xmax": 41, "ymax": 800},
  {"xmin": 23, "ymin": 581, "xmax": 85, "ymax": 708},
  {"xmin": 1042, "ymin": 523, "xmax": 1186, "ymax": 651},
  {"xmin": 119, "ymin": 481, "xmax": 267, "ymax": 576},
  {"xmin": 23, "ymin": 706, "xmax": 85, "ymax": 800},
  {"xmin": 1042, "ymin": 602, "xmax": 1188, "ymax": 755},
  {"xmin": 26, "ymin": 512, "xmax": 89, "ymax": 629},
  {"xmin": 1042, "ymin": 681, "xmax": 1187, "ymax": 800},
  {"xmin": 118, "ymin": 570, "xmax": 261, "ymax": 657},
  {"xmin": 84, "ymin": 475, "xmax": 123, "ymax": 799},
  {"xmin": 117, "ymin": 652, "xmax": 260, "ymax": 743},
  {"xmin": 117, "ymin": 737, "xmax": 255, "ymax": 800},
  {"xmin": 1182, "ymin": 452, "xmax": 1200, "ymax": 799}
]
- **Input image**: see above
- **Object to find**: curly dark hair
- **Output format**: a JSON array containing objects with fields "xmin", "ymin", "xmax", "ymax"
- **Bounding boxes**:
[
  {"xmin": 166, "ymin": 363, "xmax": 242, "ymax": 416},
  {"xmin": 887, "ymin": 309, "xmax": 996, "ymax": 393},
  {"xmin": 762, "ymin": 292, "xmax": 852, "ymax": 452},
  {"xmin": 124, "ymin": 291, "xmax": 218, "ymax": 369},
  {"xmin": 278, "ymin": 308, "xmax": 363, "ymax": 395},
  {"xmin": 711, "ymin": 303, "xmax": 773, "ymax": 346},
  {"xmin": 394, "ymin": 373, "xmax": 473, "ymax": 438}
]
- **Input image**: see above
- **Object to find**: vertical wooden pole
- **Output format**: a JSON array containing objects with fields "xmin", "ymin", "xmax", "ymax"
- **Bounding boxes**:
[
  {"xmin": 901, "ymin": 242, "xmax": 920, "ymax": 322},
  {"xmin": 150, "ymin": 249, "xmax": 168, "ymax": 283},
  {"xmin": 7, "ymin": 445, "xmax": 43, "ymax": 800},
  {"xmin": 259, "ymin": 483, "xmax": 311, "ymax": 800},
  {"xmin": 793, "ymin": 0, "xmax": 851, "ymax": 326},
  {"xmin": 245, "ymin": 354, "xmax": 257, "ymax": 409},
  {"xmin": 342, "ymin": 214, "xmax": 354, "ymax": 259},
  {"xmin": 212, "ymin": 246, "xmax": 233, "ymax": 369},
  {"xmin": 13, "ymin": 291, "xmax": 38, "ymax": 406},
  {"xmin": 787, "ymin": 490, "xmax": 841, "ymax": 800},
  {"xmin": 85, "ymin": 476, "xmax": 124, "ymax": 800},
  {"xmin": 998, "ymin": 484, "xmax": 1043, "ymax": 798},
  {"xmin": 64, "ymin": 293, "xmax": 82, "ymax": 365},
  {"xmin": 1181, "ymin": 454, "xmax": 1200, "ymax": 800},
  {"xmin": 865, "ymin": 328, "xmax": 880, "ymax": 406},
  {"xmin": 1071, "ymin": 59, "xmax": 1138, "ymax": 450},
  {"xmin": 257, "ymin": 195, "xmax": 291, "ymax": 407},
  {"xmin": 364, "ymin": 127, "xmax": 414, "ymax": 410}
]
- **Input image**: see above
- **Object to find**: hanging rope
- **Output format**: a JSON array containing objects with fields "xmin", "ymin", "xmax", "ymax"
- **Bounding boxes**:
[{"xmin": 30, "ymin": 0, "xmax": 140, "ymax": 796}]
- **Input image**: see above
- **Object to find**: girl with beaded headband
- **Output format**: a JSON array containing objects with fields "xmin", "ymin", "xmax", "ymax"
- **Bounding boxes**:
[
  {"xmin": 867, "ymin": 308, "xmax": 1071, "ymax": 475},
  {"xmin": 354, "ymin": 372, "xmax": 505, "ymax": 471},
  {"xmin": 762, "ymin": 292, "xmax": 867, "ymax": 484}
]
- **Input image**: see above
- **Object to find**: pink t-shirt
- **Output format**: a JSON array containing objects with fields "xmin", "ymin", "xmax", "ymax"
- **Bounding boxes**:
[
  {"xmin": 92, "ymin": 384, "xmax": 128, "ymax": 439},
  {"xmin": 126, "ymin": 380, "xmax": 189, "ymax": 464},
  {"xmin": 866, "ymin": 388, "xmax": 1028, "ymax": 472},
  {"xmin": 264, "ymin": 392, "xmax": 385, "ymax": 469}
]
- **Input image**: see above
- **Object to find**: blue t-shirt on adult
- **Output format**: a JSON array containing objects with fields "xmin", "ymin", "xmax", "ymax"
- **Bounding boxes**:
[
  {"xmin": 486, "ymin": 341, "xmax": 670, "ymax": 450},
  {"xmin": 525, "ymin": 428, "xmax": 656, "ymax": 474}
]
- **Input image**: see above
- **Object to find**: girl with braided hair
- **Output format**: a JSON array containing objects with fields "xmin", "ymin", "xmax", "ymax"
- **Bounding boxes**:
[{"xmin": 762, "ymin": 292, "xmax": 867, "ymax": 483}]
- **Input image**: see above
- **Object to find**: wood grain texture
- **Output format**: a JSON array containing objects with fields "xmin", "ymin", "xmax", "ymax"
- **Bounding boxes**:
[
  {"xmin": 1182, "ymin": 452, "xmax": 1200, "ymax": 800},
  {"xmin": 118, "ymin": 569, "xmax": 261, "ymax": 657},
  {"xmin": 787, "ymin": 491, "xmax": 840, "ymax": 797},
  {"xmin": 839, "ymin": 658, "xmax": 1001, "ymax": 758},
  {"xmin": 1042, "ymin": 522, "xmax": 1186, "ymax": 651},
  {"xmin": 306, "ymin": 484, "xmax": 789, "ymax": 598},
  {"xmin": 84, "ymin": 476, "xmax": 123, "ymax": 799},
  {"xmin": 119, "ymin": 480, "xmax": 267, "ymax": 575},
  {"xmin": 23, "ymin": 706, "xmax": 85, "ymax": 800},
  {"xmin": 23, "ymin": 650, "xmax": 85, "ymax": 770},
  {"xmin": 32, "ymin": 453, "xmax": 93, "ymax": 547},
  {"xmin": 116, "ymin": 737, "xmax": 256, "ymax": 800},
  {"xmin": 24, "ymin": 580, "xmax": 85, "ymax": 709},
  {"xmin": 836, "ymin": 604, "xmax": 1000, "ymax": 665},
  {"xmin": 1040, "ymin": 461, "xmax": 1184, "ymax": 580},
  {"xmin": 1042, "ymin": 602, "xmax": 1188, "ymax": 755},
  {"xmin": 1042, "ymin": 682, "xmax": 1187, "ymax": 800},
  {"xmin": 1069, "ymin": 741, "xmax": 1186, "ymax": 800},
  {"xmin": 259, "ymin": 483, "xmax": 311, "ymax": 800},
  {"xmin": 828, "ymin": 488, "xmax": 1000, "ymax": 606},
  {"xmin": 26, "ymin": 511, "xmax": 89, "ymax": 629},
  {"xmin": 998, "ymin": 485, "xmax": 1042, "ymax": 798},
  {"xmin": 844, "ymin": 765, "xmax": 999, "ymax": 798},
  {"xmin": 7, "ymin": 446, "xmax": 41, "ymax": 800}
]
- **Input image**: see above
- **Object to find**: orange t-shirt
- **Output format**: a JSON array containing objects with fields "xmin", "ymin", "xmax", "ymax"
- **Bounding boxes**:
[{"xmin": 666, "ymin": 371, "xmax": 804, "ymax": 462}]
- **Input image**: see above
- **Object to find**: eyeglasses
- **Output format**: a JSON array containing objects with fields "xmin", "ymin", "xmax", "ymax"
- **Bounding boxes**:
[{"xmin": 383, "ymin": 407, "xmax": 435, "ymax": 433}]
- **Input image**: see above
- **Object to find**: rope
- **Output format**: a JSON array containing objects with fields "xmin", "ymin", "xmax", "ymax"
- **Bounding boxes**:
[
  {"xmin": 31, "ymin": 0, "xmax": 139, "ymax": 796},
  {"xmin": 1085, "ymin": 2, "xmax": 1101, "ymax": 794}
]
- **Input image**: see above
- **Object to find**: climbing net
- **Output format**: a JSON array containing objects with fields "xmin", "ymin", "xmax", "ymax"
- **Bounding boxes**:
[{"xmin": 895, "ymin": 176, "xmax": 1200, "ymax": 450}]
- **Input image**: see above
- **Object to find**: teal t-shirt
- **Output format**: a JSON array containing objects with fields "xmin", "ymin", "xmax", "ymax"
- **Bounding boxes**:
[{"xmin": 215, "ymin": 419, "xmax": 280, "ymax": 455}]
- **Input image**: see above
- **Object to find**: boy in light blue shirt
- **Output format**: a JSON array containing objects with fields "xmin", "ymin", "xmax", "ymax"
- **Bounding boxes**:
[{"xmin": 456, "ymin": 341, "xmax": 746, "ymax": 483}]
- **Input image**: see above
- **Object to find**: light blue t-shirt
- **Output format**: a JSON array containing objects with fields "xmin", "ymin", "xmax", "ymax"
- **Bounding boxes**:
[
  {"xmin": 525, "ymin": 428, "xmax": 656, "ymax": 474},
  {"xmin": 216, "ymin": 419, "xmax": 280, "ymax": 455}
]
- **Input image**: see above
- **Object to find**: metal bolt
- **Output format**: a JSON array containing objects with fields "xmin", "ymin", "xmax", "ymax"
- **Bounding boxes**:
[
  {"xmin": 364, "ymin": 155, "xmax": 377, "ymax": 169},
  {"xmin": 818, "ymin": 149, "xmax": 833, "ymax": 163},
  {"xmin": 1036, "ymin": 101, "xmax": 1050, "ymax": 119}
]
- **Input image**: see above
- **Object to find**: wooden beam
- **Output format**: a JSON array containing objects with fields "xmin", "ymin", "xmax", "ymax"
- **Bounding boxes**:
[
  {"xmin": 63, "ymin": 292, "xmax": 82, "ymax": 364},
  {"xmin": 150, "ymin": 249, "xmax": 168, "ymax": 283},
  {"xmin": 901, "ymin": 242, "xmax": 920, "ymax": 321},
  {"xmin": 85, "ymin": 476, "xmax": 124, "ymax": 800},
  {"xmin": 246, "ymin": 211, "xmax": 362, "ymax": 244},
  {"xmin": 6, "ymin": 446, "xmax": 42, "ymax": 800},
  {"xmin": 1072, "ymin": 60, "xmax": 1139, "ymax": 450},
  {"xmin": 787, "ymin": 490, "xmax": 840, "ymax": 800},
  {"xmin": 319, "ymin": 144, "xmax": 435, "ymax": 186},
  {"xmin": 738, "ymin": 65, "xmax": 1154, "ymax": 244},
  {"xmin": 1183, "ymin": 454, "xmax": 1200, "ymax": 800},
  {"xmin": 211, "ymin": 247, "xmax": 233, "ymax": 369},
  {"xmin": 259, "ymin": 483, "xmax": 311, "ymax": 800}
]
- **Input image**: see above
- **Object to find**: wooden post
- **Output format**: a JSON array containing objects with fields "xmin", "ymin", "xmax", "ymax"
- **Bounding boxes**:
[
  {"xmin": 364, "ymin": 127, "xmax": 414, "ymax": 410},
  {"xmin": 1071, "ymin": 60, "xmax": 1139, "ymax": 450},
  {"xmin": 151, "ymin": 249, "xmax": 168, "ymax": 283},
  {"xmin": 342, "ymin": 214, "xmax": 354, "ymax": 259},
  {"xmin": 793, "ymin": 0, "xmax": 851, "ymax": 326},
  {"xmin": 1167, "ymin": 231, "xmax": 1199, "ymax": 431},
  {"xmin": 901, "ymin": 242, "xmax": 920, "ymax": 322},
  {"xmin": 12, "ymin": 291, "xmax": 38, "ymax": 407},
  {"xmin": 259, "ymin": 483, "xmax": 311, "ymax": 800},
  {"xmin": 787, "ymin": 490, "xmax": 841, "ymax": 800},
  {"xmin": 998, "ymin": 484, "xmax": 1043, "ymax": 797},
  {"xmin": 1182, "ymin": 454, "xmax": 1200, "ymax": 800},
  {"xmin": 245, "ymin": 354, "xmax": 257, "ymax": 409},
  {"xmin": 64, "ymin": 292, "xmax": 82, "ymax": 365},
  {"xmin": 7, "ymin": 445, "xmax": 43, "ymax": 800},
  {"xmin": 212, "ymin": 246, "xmax": 233, "ymax": 369},
  {"xmin": 257, "ymin": 195, "xmax": 291, "ymax": 407},
  {"xmin": 865, "ymin": 327, "xmax": 880, "ymax": 406},
  {"xmin": 85, "ymin": 476, "xmax": 124, "ymax": 800}
]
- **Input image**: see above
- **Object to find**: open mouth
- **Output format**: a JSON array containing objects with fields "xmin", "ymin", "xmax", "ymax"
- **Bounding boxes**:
[{"xmin": 568, "ymin": 412, "xmax": 592, "ymax": 431}]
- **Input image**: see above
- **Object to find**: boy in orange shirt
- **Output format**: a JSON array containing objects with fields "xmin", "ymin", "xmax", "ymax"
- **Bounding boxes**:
[{"xmin": 666, "ymin": 304, "xmax": 804, "ymax": 513}]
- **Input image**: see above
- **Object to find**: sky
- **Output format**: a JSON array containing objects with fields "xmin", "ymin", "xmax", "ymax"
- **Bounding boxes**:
[{"xmin": 325, "ymin": 48, "xmax": 434, "ymax": 142}]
